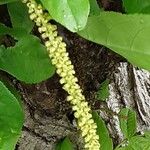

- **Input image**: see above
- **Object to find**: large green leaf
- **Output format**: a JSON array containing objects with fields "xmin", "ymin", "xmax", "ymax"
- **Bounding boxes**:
[
  {"xmin": 115, "ymin": 135, "xmax": 150, "ymax": 150},
  {"xmin": 119, "ymin": 108, "xmax": 137, "ymax": 139},
  {"xmin": 0, "ymin": 2, "xmax": 55, "ymax": 83},
  {"xmin": 55, "ymin": 137, "xmax": 74, "ymax": 150},
  {"xmin": 40, "ymin": 0, "xmax": 90, "ymax": 32},
  {"xmin": 0, "ymin": 0, "xmax": 17, "ymax": 4},
  {"xmin": 122, "ymin": 0, "xmax": 150, "ymax": 14},
  {"xmin": 92, "ymin": 111, "xmax": 113, "ymax": 150},
  {"xmin": 78, "ymin": 12, "xmax": 150, "ymax": 71},
  {"xmin": 0, "ymin": 33, "xmax": 55, "ymax": 83},
  {"xmin": 0, "ymin": 81, "xmax": 24, "ymax": 150}
]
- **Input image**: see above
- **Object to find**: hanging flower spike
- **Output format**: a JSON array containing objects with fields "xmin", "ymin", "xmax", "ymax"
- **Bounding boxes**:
[{"xmin": 23, "ymin": 0, "xmax": 100, "ymax": 149}]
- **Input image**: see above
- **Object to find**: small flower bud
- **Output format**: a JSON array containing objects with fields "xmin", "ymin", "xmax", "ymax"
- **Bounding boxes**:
[
  {"xmin": 67, "ymin": 95, "xmax": 74, "ymax": 101},
  {"xmin": 45, "ymin": 41, "xmax": 51, "ymax": 47},
  {"xmin": 29, "ymin": 13, "xmax": 37, "ymax": 20},
  {"xmin": 60, "ymin": 78, "xmax": 66, "ymax": 84}
]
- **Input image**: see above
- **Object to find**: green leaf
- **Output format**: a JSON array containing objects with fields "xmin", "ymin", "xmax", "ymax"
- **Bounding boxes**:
[
  {"xmin": 0, "ymin": 2, "xmax": 55, "ymax": 83},
  {"xmin": 8, "ymin": 2, "xmax": 33, "ymax": 33},
  {"xmin": 115, "ymin": 135, "xmax": 150, "ymax": 150},
  {"xmin": 0, "ymin": 81, "xmax": 24, "ymax": 150},
  {"xmin": 89, "ymin": 0, "xmax": 102, "ymax": 16},
  {"xmin": 0, "ymin": 0, "xmax": 17, "ymax": 4},
  {"xmin": 92, "ymin": 111, "xmax": 113, "ymax": 150},
  {"xmin": 40, "ymin": 0, "xmax": 90, "ymax": 32},
  {"xmin": 122, "ymin": 0, "xmax": 150, "ymax": 14},
  {"xmin": 96, "ymin": 79, "xmax": 109, "ymax": 101},
  {"xmin": 119, "ymin": 108, "xmax": 137, "ymax": 139},
  {"xmin": 78, "ymin": 12, "xmax": 150, "ymax": 71},
  {"xmin": 55, "ymin": 137, "xmax": 74, "ymax": 150},
  {"xmin": 0, "ymin": 31, "xmax": 55, "ymax": 83}
]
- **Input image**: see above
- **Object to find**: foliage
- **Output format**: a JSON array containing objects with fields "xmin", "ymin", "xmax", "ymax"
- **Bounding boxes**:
[
  {"xmin": 40, "ymin": 0, "xmax": 90, "ymax": 32},
  {"xmin": 0, "ymin": 1, "xmax": 56, "ymax": 149},
  {"xmin": 119, "ymin": 108, "xmax": 137, "ymax": 139},
  {"xmin": 115, "ymin": 134, "xmax": 150, "ymax": 150},
  {"xmin": 0, "ymin": 2, "xmax": 55, "ymax": 83},
  {"xmin": 96, "ymin": 79, "xmax": 109, "ymax": 101},
  {"xmin": 92, "ymin": 111, "xmax": 113, "ymax": 150},
  {"xmin": 78, "ymin": 12, "xmax": 150, "ymax": 71},
  {"xmin": 0, "ymin": 81, "xmax": 24, "ymax": 150},
  {"xmin": 115, "ymin": 108, "xmax": 150, "ymax": 150}
]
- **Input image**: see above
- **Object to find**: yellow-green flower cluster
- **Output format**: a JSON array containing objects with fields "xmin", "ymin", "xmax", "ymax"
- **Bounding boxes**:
[{"xmin": 23, "ymin": 0, "xmax": 100, "ymax": 149}]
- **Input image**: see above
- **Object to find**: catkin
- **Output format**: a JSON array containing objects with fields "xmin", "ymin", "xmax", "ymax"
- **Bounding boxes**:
[{"xmin": 23, "ymin": 0, "xmax": 100, "ymax": 149}]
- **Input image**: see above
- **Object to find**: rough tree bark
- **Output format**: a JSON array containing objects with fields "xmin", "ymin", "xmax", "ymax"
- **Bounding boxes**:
[{"xmin": 17, "ymin": 62, "xmax": 150, "ymax": 150}]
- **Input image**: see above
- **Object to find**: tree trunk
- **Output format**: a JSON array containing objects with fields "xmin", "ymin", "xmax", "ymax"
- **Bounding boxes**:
[{"xmin": 17, "ymin": 62, "xmax": 150, "ymax": 149}]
